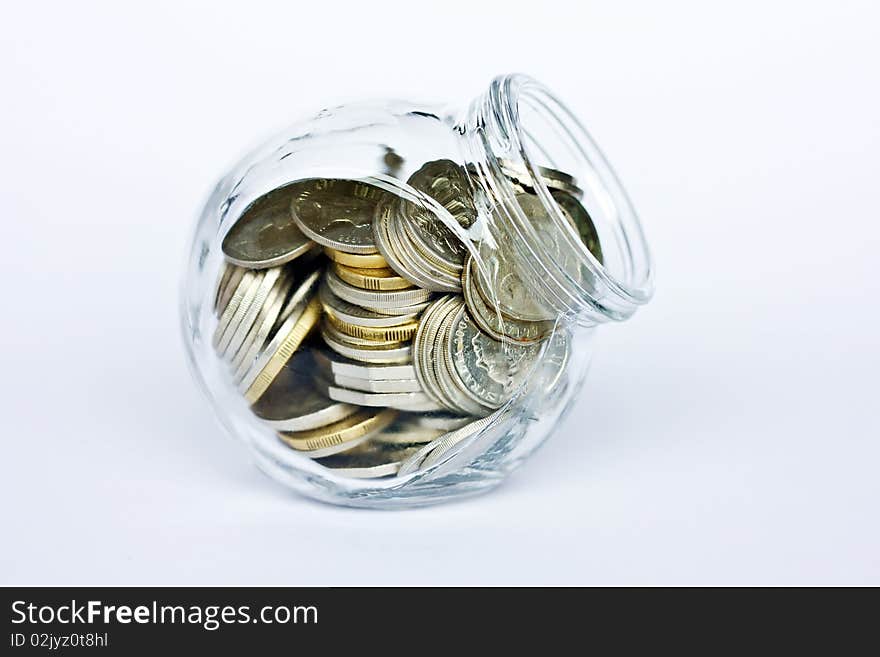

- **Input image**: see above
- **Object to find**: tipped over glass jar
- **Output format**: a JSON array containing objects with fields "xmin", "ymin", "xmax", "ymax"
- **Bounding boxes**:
[{"xmin": 181, "ymin": 74, "xmax": 654, "ymax": 508}]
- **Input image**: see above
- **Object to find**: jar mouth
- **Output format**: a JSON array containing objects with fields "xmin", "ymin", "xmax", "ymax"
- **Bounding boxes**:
[{"xmin": 481, "ymin": 74, "xmax": 654, "ymax": 321}]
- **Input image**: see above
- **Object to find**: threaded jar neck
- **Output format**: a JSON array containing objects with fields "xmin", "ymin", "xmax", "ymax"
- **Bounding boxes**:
[{"xmin": 456, "ymin": 74, "xmax": 654, "ymax": 324}]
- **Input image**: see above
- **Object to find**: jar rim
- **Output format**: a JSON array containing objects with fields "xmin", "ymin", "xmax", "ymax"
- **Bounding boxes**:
[{"xmin": 486, "ymin": 74, "xmax": 655, "ymax": 319}]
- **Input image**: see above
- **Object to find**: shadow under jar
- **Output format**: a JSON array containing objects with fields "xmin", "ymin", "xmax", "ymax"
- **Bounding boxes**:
[{"xmin": 181, "ymin": 74, "xmax": 654, "ymax": 508}]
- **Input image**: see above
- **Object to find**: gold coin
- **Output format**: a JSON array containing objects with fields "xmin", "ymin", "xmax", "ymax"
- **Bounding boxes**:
[
  {"xmin": 332, "ymin": 262, "xmax": 413, "ymax": 291},
  {"xmin": 279, "ymin": 407, "xmax": 398, "ymax": 453},
  {"xmin": 324, "ymin": 248, "xmax": 388, "ymax": 269},
  {"xmin": 326, "ymin": 313, "xmax": 418, "ymax": 343},
  {"xmin": 321, "ymin": 319, "xmax": 404, "ymax": 348},
  {"xmin": 244, "ymin": 296, "xmax": 322, "ymax": 404},
  {"xmin": 321, "ymin": 329, "xmax": 412, "ymax": 364}
]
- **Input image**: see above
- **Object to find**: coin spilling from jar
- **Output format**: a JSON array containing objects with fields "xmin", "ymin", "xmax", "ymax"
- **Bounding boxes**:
[{"xmin": 213, "ymin": 159, "xmax": 602, "ymax": 478}]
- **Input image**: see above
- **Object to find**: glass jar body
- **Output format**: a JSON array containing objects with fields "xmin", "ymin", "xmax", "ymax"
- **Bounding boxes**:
[{"xmin": 182, "ymin": 76, "xmax": 651, "ymax": 508}]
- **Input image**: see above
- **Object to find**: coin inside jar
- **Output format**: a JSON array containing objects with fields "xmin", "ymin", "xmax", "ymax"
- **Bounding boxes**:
[
  {"xmin": 446, "ymin": 305, "xmax": 541, "ymax": 410},
  {"xmin": 325, "ymin": 267, "xmax": 433, "ymax": 309},
  {"xmin": 244, "ymin": 296, "xmax": 322, "ymax": 403},
  {"xmin": 462, "ymin": 255, "xmax": 554, "ymax": 345},
  {"xmin": 326, "ymin": 313, "xmax": 419, "ymax": 343},
  {"xmin": 396, "ymin": 409, "xmax": 509, "ymax": 476},
  {"xmin": 222, "ymin": 185, "xmax": 317, "ymax": 268},
  {"xmin": 207, "ymin": 153, "xmax": 601, "ymax": 478},
  {"xmin": 395, "ymin": 195, "xmax": 468, "ymax": 274},
  {"xmin": 314, "ymin": 441, "xmax": 421, "ymax": 479},
  {"xmin": 252, "ymin": 353, "xmax": 359, "ymax": 432},
  {"xmin": 552, "ymin": 190, "xmax": 604, "ymax": 264},
  {"xmin": 237, "ymin": 269, "xmax": 322, "ymax": 391},
  {"xmin": 312, "ymin": 345, "xmax": 416, "ymax": 381},
  {"xmin": 319, "ymin": 280, "xmax": 421, "ymax": 328},
  {"xmin": 323, "ymin": 248, "xmax": 388, "ymax": 269},
  {"xmin": 498, "ymin": 159, "xmax": 584, "ymax": 199},
  {"xmin": 289, "ymin": 178, "xmax": 390, "ymax": 254},
  {"xmin": 331, "ymin": 262, "xmax": 413, "ymax": 291},
  {"xmin": 371, "ymin": 415, "xmax": 443, "ymax": 445},
  {"xmin": 373, "ymin": 195, "xmax": 461, "ymax": 293},
  {"xmin": 278, "ymin": 407, "xmax": 398, "ymax": 457},
  {"xmin": 321, "ymin": 329, "xmax": 413, "ymax": 365}
]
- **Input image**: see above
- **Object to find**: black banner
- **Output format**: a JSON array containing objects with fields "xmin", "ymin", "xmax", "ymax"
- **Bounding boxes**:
[{"xmin": 1, "ymin": 587, "xmax": 872, "ymax": 652}]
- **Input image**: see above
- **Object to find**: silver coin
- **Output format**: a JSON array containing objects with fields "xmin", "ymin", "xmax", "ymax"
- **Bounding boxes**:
[
  {"xmin": 383, "ymin": 398, "xmax": 443, "ymax": 412},
  {"xmin": 321, "ymin": 330, "xmax": 412, "ymax": 364},
  {"xmin": 499, "ymin": 159, "xmax": 584, "ymax": 199},
  {"xmin": 237, "ymin": 271, "xmax": 321, "ymax": 392},
  {"xmin": 371, "ymin": 415, "xmax": 443, "ymax": 445},
  {"xmin": 320, "ymin": 382, "xmax": 441, "ymax": 412},
  {"xmin": 446, "ymin": 306, "xmax": 540, "ymax": 410},
  {"xmin": 418, "ymin": 296, "xmax": 479, "ymax": 415},
  {"xmin": 222, "ymin": 185, "xmax": 317, "ymax": 268},
  {"xmin": 525, "ymin": 328, "xmax": 571, "ymax": 395},
  {"xmin": 234, "ymin": 267, "xmax": 322, "ymax": 387},
  {"xmin": 252, "ymin": 354, "xmax": 359, "ymax": 432},
  {"xmin": 462, "ymin": 255, "xmax": 553, "ymax": 345},
  {"xmin": 413, "ymin": 411, "xmax": 472, "ymax": 432},
  {"xmin": 312, "ymin": 346, "xmax": 416, "ymax": 380},
  {"xmin": 361, "ymin": 300, "xmax": 432, "ymax": 316},
  {"xmin": 213, "ymin": 270, "xmax": 258, "ymax": 349},
  {"xmin": 230, "ymin": 272, "xmax": 292, "ymax": 376},
  {"xmin": 222, "ymin": 266, "xmax": 282, "ymax": 360},
  {"xmin": 396, "ymin": 199, "xmax": 469, "ymax": 277},
  {"xmin": 332, "ymin": 374, "xmax": 422, "ymax": 394},
  {"xmin": 268, "ymin": 267, "xmax": 323, "ymax": 339},
  {"xmin": 391, "ymin": 204, "xmax": 461, "ymax": 291},
  {"xmin": 523, "ymin": 193, "xmax": 594, "ymax": 297},
  {"xmin": 398, "ymin": 160, "xmax": 472, "ymax": 271},
  {"xmin": 315, "ymin": 442, "xmax": 420, "ymax": 479},
  {"xmin": 395, "ymin": 196, "xmax": 467, "ymax": 273},
  {"xmin": 289, "ymin": 178, "xmax": 388, "ymax": 254},
  {"xmin": 372, "ymin": 195, "xmax": 428, "ymax": 290},
  {"xmin": 383, "ymin": 193, "xmax": 462, "ymax": 290},
  {"xmin": 214, "ymin": 270, "xmax": 266, "ymax": 354},
  {"xmin": 419, "ymin": 408, "xmax": 510, "ymax": 470},
  {"xmin": 473, "ymin": 195, "xmax": 563, "ymax": 322},
  {"xmin": 408, "ymin": 159, "xmax": 477, "ymax": 228},
  {"xmin": 552, "ymin": 190, "xmax": 603, "ymax": 264},
  {"xmin": 215, "ymin": 265, "xmax": 246, "ymax": 317},
  {"xmin": 396, "ymin": 411, "xmax": 503, "ymax": 476},
  {"xmin": 412, "ymin": 296, "xmax": 460, "ymax": 411},
  {"xmin": 435, "ymin": 303, "xmax": 488, "ymax": 416},
  {"xmin": 213, "ymin": 263, "xmax": 235, "ymax": 314},
  {"xmin": 325, "ymin": 268, "xmax": 432, "ymax": 309},
  {"xmin": 319, "ymin": 279, "xmax": 420, "ymax": 328},
  {"xmin": 474, "ymin": 252, "xmax": 552, "ymax": 323}
]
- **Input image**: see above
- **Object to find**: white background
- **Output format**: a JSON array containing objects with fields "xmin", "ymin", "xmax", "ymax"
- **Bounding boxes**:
[{"xmin": 1, "ymin": 1, "xmax": 878, "ymax": 585}]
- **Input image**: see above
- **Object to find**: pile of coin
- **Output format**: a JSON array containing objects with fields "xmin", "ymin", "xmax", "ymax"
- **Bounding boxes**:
[{"xmin": 211, "ymin": 158, "xmax": 601, "ymax": 478}]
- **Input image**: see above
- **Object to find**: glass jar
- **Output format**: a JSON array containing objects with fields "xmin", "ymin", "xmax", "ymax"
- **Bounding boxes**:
[{"xmin": 181, "ymin": 74, "xmax": 653, "ymax": 508}]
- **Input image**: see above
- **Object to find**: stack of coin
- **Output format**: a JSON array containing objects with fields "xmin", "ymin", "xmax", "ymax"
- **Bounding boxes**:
[
  {"xmin": 317, "ymin": 272, "xmax": 439, "ymax": 412},
  {"xmin": 373, "ymin": 160, "xmax": 475, "ymax": 293},
  {"xmin": 412, "ymin": 296, "xmax": 542, "ymax": 417},
  {"xmin": 211, "ymin": 158, "xmax": 599, "ymax": 478}
]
